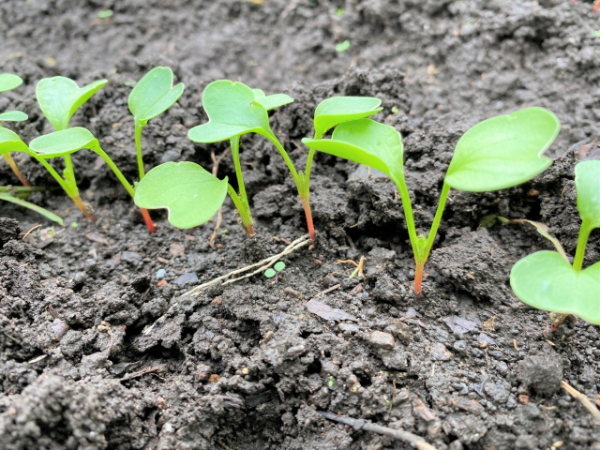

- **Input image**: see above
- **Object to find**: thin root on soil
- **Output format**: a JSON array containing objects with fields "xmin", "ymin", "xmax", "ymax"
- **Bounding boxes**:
[
  {"xmin": 561, "ymin": 380, "xmax": 600, "ymax": 423},
  {"xmin": 318, "ymin": 411, "xmax": 437, "ymax": 450},
  {"xmin": 184, "ymin": 234, "xmax": 311, "ymax": 296}
]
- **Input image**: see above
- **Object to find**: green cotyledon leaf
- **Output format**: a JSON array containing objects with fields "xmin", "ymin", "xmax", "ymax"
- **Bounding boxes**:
[
  {"xmin": 575, "ymin": 160, "xmax": 600, "ymax": 229},
  {"xmin": 302, "ymin": 118, "xmax": 404, "ymax": 183},
  {"xmin": 0, "ymin": 128, "xmax": 29, "ymax": 155},
  {"xmin": 313, "ymin": 96, "xmax": 382, "ymax": 138},
  {"xmin": 188, "ymin": 80, "xmax": 272, "ymax": 143},
  {"xmin": 29, "ymin": 128, "xmax": 98, "ymax": 158},
  {"xmin": 36, "ymin": 76, "xmax": 107, "ymax": 130},
  {"xmin": 128, "ymin": 66, "xmax": 185, "ymax": 123},
  {"xmin": 0, "ymin": 73, "xmax": 23, "ymax": 92},
  {"xmin": 134, "ymin": 161, "xmax": 228, "ymax": 229},
  {"xmin": 251, "ymin": 89, "xmax": 294, "ymax": 111},
  {"xmin": 0, "ymin": 111, "xmax": 28, "ymax": 121},
  {"xmin": 445, "ymin": 107, "xmax": 560, "ymax": 192},
  {"xmin": 510, "ymin": 251, "xmax": 600, "ymax": 325}
]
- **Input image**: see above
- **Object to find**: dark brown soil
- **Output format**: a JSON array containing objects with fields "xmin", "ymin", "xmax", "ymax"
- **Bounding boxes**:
[{"xmin": 1, "ymin": 1, "xmax": 600, "ymax": 449}]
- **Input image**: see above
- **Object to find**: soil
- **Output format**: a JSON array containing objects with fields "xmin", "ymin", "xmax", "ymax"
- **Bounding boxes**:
[{"xmin": 1, "ymin": 0, "xmax": 600, "ymax": 449}]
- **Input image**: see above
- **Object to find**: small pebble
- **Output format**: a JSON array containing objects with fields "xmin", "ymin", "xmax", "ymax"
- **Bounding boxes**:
[
  {"xmin": 339, "ymin": 323, "xmax": 359, "ymax": 333},
  {"xmin": 173, "ymin": 272, "xmax": 199, "ymax": 285},
  {"xmin": 431, "ymin": 342, "xmax": 452, "ymax": 361},
  {"xmin": 155, "ymin": 268, "xmax": 167, "ymax": 279},
  {"xmin": 368, "ymin": 331, "xmax": 395, "ymax": 349}
]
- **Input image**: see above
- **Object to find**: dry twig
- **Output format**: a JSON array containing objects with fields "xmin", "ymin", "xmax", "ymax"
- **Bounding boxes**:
[
  {"xmin": 184, "ymin": 235, "xmax": 311, "ymax": 296},
  {"xmin": 318, "ymin": 411, "xmax": 437, "ymax": 450},
  {"xmin": 561, "ymin": 380, "xmax": 600, "ymax": 423}
]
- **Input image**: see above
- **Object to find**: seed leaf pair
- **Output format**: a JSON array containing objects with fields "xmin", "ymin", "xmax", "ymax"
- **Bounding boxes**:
[
  {"xmin": 36, "ymin": 76, "xmax": 108, "ymax": 130},
  {"xmin": 187, "ymin": 81, "xmax": 274, "ymax": 143},
  {"xmin": 303, "ymin": 107, "xmax": 560, "ymax": 294},
  {"xmin": 510, "ymin": 160, "xmax": 600, "ymax": 324}
]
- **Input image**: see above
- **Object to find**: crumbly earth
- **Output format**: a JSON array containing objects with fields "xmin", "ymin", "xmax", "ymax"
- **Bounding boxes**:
[{"xmin": 1, "ymin": 1, "xmax": 599, "ymax": 449}]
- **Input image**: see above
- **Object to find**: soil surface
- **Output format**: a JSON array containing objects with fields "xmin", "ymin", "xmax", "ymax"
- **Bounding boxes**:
[{"xmin": 1, "ymin": 1, "xmax": 600, "ymax": 449}]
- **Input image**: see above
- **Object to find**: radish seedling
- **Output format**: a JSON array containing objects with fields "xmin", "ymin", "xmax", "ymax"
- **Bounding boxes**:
[
  {"xmin": 135, "ymin": 81, "xmax": 293, "ymax": 233},
  {"xmin": 303, "ymin": 107, "xmax": 560, "ymax": 295},
  {"xmin": 0, "ymin": 128, "xmax": 62, "ymax": 224},
  {"xmin": 34, "ymin": 76, "xmax": 107, "ymax": 219},
  {"xmin": 28, "ymin": 128, "xmax": 146, "ymax": 222},
  {"xmin": 127, "ymin": 66, "xmax": 184, "ymax": 232},
  {"xmin": 128, "ymin": 66, "xmax": 184, "ymax": 179},
  {"xmin": 0, "ymin": 127, "xmax": 145, "ymax": 226},
  {"xmin": 135, "ymin": 80, "xmax": 382, "ymax": 237},
  {"xmin": 265, "ymin": 261, "xmax": 286, "ymax": 280},
  {"xmin": 510, "ymin": 160, "xmax": 600, "ymax": 324},
  {"xmin": 0, "ymin": 73, "xmax": 30, "ymax": 186}
]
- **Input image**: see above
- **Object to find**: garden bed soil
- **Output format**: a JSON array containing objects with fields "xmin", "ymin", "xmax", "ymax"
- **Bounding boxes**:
[{"xmin": 1, "ymin": 0, "xmax": 600, "ymax": 448}]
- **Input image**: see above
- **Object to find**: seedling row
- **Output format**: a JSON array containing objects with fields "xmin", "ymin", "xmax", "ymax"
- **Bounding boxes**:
[{"xmin": 1, "ymin": 68, "xmax": 597, "ymax": 325}]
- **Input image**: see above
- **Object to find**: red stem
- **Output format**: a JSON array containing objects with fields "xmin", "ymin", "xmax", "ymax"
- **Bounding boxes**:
[
  {"xmin": 139, "ymin": 208, "xmax": 156, "ymax": 233},
  {"xmin": 4, "ymin": 153, "xmax": 30, "ymax": 187},
  {"xmin": 71, "ymin": 195, "xmax": 94, "ymax": 221},
  {"xmin": 414, "ymin": 260, "xmax": 425, "ymax": 297},
  {"xmin": 301, "ymin": 196, "xmax": 316, "ymax": 242}
]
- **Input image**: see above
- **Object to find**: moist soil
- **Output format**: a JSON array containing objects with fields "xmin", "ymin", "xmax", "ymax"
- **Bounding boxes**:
[{"xmin": 1, "ymin": 1, "xmax": 600, "ymax": 449}]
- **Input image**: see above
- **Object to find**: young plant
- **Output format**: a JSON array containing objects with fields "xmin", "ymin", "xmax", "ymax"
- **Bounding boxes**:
[
  {"xmin": 265, "ymin": 261, "xmax": 286, "ymax": 280},
  {"xmin": 303, "ymin": 107, "xmax": 560, "ymax": 295},
  {"xmin": 510, "ymin": 160, "xmax": 600, "ymax": 324},
  {"xmin": 34, "ymin": 76, "xmax": 107, "ymax": 219},
  {"xmin": 128, "ymin": 66, "xmax": 184, "ymax": 180},
  {"xmin": 0, "ymin": 73, "xmax": 30, "ymax": 186},
  {"xmin": 0, "ymin": 128, "xmax": 62, "ymax": 224},
  {"xmin": 27, "ymin": 128, "xmax": 146, "ymax": 223},
  {"xmin": 134, "ymin": 81, "xmax": 294, "ymax": 234},
  {"xmin": 143, "ymin": 80, "xmax": 381, "ymax": 238},
  {"xmin": 127, "ymin": 67, "xmax": 185, "ymax": 233}
]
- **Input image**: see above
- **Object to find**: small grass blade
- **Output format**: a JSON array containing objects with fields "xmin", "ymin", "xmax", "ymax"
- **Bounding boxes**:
[{"xmin": 0, "ymin": 193, "xmax": 63, "ymax": 225}]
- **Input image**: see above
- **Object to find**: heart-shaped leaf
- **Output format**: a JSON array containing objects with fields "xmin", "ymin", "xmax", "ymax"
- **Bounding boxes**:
[
  {"xmin": 302, "ymin": 118, "xmax": 404, "ymax": 183},
  {"xmin": 36, "ymin": 76, "xmax": 108, "ymax": 130},
  {"xmin": 313, "ymin": 96, "xmax": 382, "ymax": 138},
  {"xmin": 510, "ymin": 251, "xmax": 600, "ymax": 324},
  {"xmin": 29, "ymin": 127, "xmax": 97, "ymax": 158},
  {"xmin": 0, "ymin": 111, "xmax": 28, "ymax": 121},
  {"xmin": 575, "ymin": 160, "xmax": 600, "ymax": 229},
  {"xmin": 128, "ymin": 66, "xmax": 185, "ymax": 124},
  {"xmin": 252, "ymin": 89, "xmax": 294, "ymax": 111},
  {"xmin": 445, "ymin": 107, "xmax": 559, "ymax": 192},
  {"xmin": 134, "ymin": 161, "xmax": 229, "ymax": 229},
  {"xmin": 0, "ymin": 128, "xmax": 29, "ymax": 155},
  {"xmin": 188, "ymin": 80, "xmax": 271, "ymax": 143},
  {"xmin": 0, "ymin": 73, "xmax": 23, "ymax": 92}
]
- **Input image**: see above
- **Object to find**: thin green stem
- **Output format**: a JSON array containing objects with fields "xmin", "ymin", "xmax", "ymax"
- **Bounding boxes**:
[
  {"xmin": 573, "ymin": 219, "xmax": 593, "ymax": 271},
  {"xmin": 264, "ymin": 132, "xmax": 302, "ymax": 189},
  {"xmin": 34, "ymin": 157, "xmax": 75, "ymax": 197},
  {"xmin": 135, "ymin": 120, "xmax": 145, "ymax": 179},
  {"xmin": 420, "ymin": 182, "xmax": 451, "ymax": 263},
  {"xmin": 230, "ymin": 136, "xmax": 250, "ymax": 208},
  {"xmin": 227, "ymin": 183, "xmax": 254, "ymax": 235},
  {"xmin": 63, "ymin": 154, "xmax": 77, "ymax": 190},
  {"xmin": 391, "ymin": 174, "xmax": 419, "ymax": 257},
  {"xmin": 303, "ymin": 130, "xmax": 323, "ymax": 196},
  {"xmin": 90, "ymin": 142, "xmax": 136, "ymax": 198}
]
